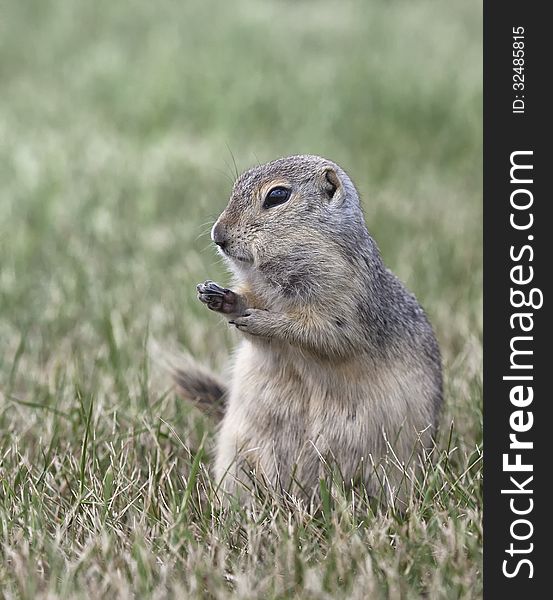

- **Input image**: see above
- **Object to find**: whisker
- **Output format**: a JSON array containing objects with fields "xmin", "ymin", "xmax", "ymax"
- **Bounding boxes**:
[
  {"xmin": 213, "ymin": 166, "xmax": 235, "ymax": 186},
  {"xmin": 225, "ymin": 143, "xmax": 240, "ymax": 179}
]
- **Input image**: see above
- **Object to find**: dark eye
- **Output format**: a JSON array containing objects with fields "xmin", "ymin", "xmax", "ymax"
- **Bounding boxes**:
[{"xmin": 263, "ymin": 186, "xmax": 291, "ymax": 209}]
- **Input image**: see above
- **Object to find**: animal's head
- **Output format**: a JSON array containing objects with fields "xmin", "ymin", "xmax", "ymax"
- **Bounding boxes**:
[{"xmin": 211, "ymin": 155, "xmax": 362, "ymax": 271}]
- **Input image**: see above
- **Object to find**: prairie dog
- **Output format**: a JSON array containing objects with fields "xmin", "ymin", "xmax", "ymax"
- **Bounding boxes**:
[{"xmin": 174, "ymin": 155, "xmax": 442, "ymax": 506}]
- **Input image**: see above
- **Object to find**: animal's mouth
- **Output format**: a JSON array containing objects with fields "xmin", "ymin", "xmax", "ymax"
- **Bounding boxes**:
[
  {"xmin": 217, "ymin": 246, "xmax": 253, "ymax": 265},
  {"xmin": 233, "ymin": 255, "xmax": 253, "ymax": 264}
]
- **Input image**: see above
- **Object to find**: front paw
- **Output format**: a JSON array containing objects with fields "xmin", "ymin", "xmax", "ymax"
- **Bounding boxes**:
[
  {"xmin": 229, "ymin": 309, "xmax": 270, "ymax": 336},
  {"xmin": 197, "ymin": 280, "xmax": 239, "ymax": 314}
]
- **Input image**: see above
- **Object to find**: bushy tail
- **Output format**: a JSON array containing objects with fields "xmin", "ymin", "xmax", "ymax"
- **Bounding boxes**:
[
  {"xmin": 151, "ymin": 341, "xmax": 227, "ymax": 421},
  {"xmin": 172, "ymin": 360, "xmax": 227, "ymax": 421}
]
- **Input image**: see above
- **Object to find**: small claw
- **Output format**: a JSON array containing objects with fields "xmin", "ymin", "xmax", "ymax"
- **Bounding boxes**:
[
  {"xmin": 229, "ymin": 312, "xmax": 251, "ymax": 330},
  {"xmin": 197, "ymin": 281, "xmax": 239, "ymax": 314},
  {"xmin": 197, "ymin": 281, "xmax": 226, "ymax": 301}
]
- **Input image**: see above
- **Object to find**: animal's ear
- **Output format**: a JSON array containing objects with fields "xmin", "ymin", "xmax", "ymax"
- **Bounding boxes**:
[{"xmin": 321, "ymin": 167, "xmax": 345, "ymax": 203}]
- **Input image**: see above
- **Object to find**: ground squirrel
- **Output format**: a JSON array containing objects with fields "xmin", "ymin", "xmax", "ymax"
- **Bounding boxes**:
[{"xmin": 174, "ymin": 155, "xmax": 442, "ymax": 506}]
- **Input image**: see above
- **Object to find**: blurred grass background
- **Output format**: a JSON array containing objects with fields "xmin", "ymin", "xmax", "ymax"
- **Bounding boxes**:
[{"xmin": 0, "ymin": 0, "xmax": 482, "ymax": 598}]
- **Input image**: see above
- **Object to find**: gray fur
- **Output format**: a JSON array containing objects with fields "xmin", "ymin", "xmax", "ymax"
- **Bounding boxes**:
[
  {"xmin": 173, "ymin": 363, "xmax": 227, "ymax": 421},
  {"xmin": 177, "ymin": 155, "xmax": 443, "ymax": 507}
]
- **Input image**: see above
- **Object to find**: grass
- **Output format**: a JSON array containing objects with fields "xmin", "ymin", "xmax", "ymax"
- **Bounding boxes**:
[{"xmin": 0, "ymin": 0, "xmax": 482, "ymax": 598}]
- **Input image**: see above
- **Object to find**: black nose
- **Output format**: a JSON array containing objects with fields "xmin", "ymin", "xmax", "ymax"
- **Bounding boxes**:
[{"xmin": 212, "ymin": 222, "xmax": 228, "ymax": 249}]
